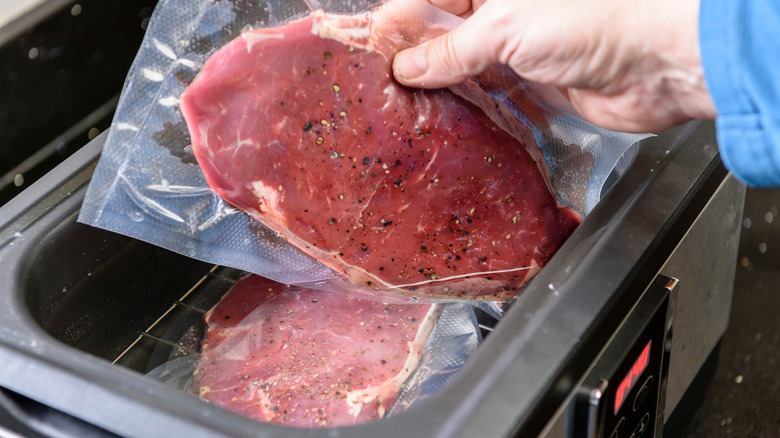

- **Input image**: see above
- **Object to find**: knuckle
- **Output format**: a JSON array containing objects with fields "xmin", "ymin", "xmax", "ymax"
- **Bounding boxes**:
[{"xmin": 430, "ymin": 32, "xmax": 464, "ymax": 76}]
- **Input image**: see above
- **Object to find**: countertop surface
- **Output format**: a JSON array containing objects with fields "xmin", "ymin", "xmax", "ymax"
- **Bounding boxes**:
[{"xmin": 682, "ymin": 187, "xmax": 780, "ymax": 437}]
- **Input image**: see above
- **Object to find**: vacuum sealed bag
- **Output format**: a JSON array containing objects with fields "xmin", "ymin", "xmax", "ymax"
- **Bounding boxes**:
[
  {"xmin": 78, "ymin": 0, "xmax": 648, "ymax": 301},
  {"xmin": 146, "ymin": 275, "xmax": 482, "ymax": 427}
]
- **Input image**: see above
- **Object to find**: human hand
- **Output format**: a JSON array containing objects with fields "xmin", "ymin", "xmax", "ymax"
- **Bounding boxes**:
[{"xmin": 392, "ymin": 0, "xmax": 717, "ymax": 132}]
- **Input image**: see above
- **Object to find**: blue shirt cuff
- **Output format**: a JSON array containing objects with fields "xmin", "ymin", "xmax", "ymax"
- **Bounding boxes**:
[{"xmin": 700, "ymin": 0, "xmax": 780, "ymax": 186}]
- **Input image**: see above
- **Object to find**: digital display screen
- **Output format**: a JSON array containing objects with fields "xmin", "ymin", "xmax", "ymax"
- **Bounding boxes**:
[{"xmin": 614, "ymin": 340, "xmax": 652, "ymax": 414}]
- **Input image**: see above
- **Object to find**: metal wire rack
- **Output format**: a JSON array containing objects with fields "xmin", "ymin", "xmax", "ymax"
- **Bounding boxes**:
[
  {"xmin": 109, "ymin": 264, "xmax": 501, "ymax": 383},
  {"xmin": 112, "ymin": 265, "xmax": 248, "ymax": 374}
]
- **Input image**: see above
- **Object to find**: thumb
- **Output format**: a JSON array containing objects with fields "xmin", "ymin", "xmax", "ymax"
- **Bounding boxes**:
[{"xmin": 392, "ymin": 8, "xmax": 503, "ymax": 88}]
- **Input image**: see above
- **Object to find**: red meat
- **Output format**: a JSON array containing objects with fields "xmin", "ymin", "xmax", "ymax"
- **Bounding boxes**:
[
  {"xmin": 192, "ymin": 275, "xmax": 441, "ymax": 427},
  {"xmin": 180, "ymin": 11, "xmax": 581, "ymax": 300}
]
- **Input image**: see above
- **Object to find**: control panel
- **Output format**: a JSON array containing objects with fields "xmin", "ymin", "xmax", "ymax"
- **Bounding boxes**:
[{"xmin": 573, "ymin": 276, "xmax": 676, "ymax": 438}]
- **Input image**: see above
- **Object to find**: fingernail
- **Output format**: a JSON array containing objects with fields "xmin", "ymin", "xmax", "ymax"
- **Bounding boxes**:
[{"xmin": 394, "ymin": 45, "xmax": 429, "ymax": 81}]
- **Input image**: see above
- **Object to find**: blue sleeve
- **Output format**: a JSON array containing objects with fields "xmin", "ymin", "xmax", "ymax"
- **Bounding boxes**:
[{"xmin": 699, "ymin": 0, "xmax": 780, "ymax": 186}]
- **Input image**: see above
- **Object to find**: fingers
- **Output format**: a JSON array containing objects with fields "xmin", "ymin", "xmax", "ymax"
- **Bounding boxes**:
[
  {"xmin": 393, "ymin": 7, "xmax": 504, "ymax": 88},
  {"xmin": 568, "ymin": 89, "xmax": 684, "ymax": 133}
]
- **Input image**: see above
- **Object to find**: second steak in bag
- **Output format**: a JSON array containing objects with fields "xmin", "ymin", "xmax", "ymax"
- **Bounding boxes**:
[
  {"xmin": 193, "ymin": 275, "xmax": 442, "ymax": 427},
  {"xmin": 180, "ymin": 10, "xmax": 581, "ymax": 300}
]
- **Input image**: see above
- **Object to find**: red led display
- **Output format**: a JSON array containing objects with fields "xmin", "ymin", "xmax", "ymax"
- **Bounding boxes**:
[{"xmin": 614, "ymin": 340, "xmax": 652, "ymax": 415}]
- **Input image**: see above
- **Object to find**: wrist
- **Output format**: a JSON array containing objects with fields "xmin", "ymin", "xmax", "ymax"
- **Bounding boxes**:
[{"xmin": 626, "ymin": 0, "xmax": 717, "ymax": 122}]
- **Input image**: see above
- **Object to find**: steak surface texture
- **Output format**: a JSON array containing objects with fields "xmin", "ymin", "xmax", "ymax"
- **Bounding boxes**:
[
  {"xmin": 180, "ymin": 11, "xmax": 582, "ymax": 299},
  {"xmin": 193, "ymin": 275, "xmax": 441, "ymax": 427}
]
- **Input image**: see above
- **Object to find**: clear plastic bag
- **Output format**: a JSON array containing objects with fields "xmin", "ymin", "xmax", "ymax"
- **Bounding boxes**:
[
  {"xmin": 78, "ymin": 0, "xmax": 648, "ymax": 301},
  {"xmin": 145, "ymin": 275, "xmax": 482, "ymax": 427}
]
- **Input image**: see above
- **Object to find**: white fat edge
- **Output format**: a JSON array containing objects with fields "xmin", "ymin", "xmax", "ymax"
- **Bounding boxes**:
[
  {"xmin": 516, "ymin": 258, "xmax": 541, "ymax": 285},
  {"xmin": 260, "ymin": 229, "xmax": 417, "ymax": 298},
  {"xmin": 339, "ymin": 253, "xmax": 533, "ymax": 299},
  {"xmin": 344, "ymin": 263, "xmax": 390, "ymax": 287},
  {"xmin": 344, "ymin": 303, "xmax": 443, "ymax": 418},
  {"xmin": 235, "ymin": 206, "xmax": 512, "ymax": 300},
  {"xmin": 528, "ymin": 253, "xmax": 542, "ymax": 274},
  {"xmin": 310, "ymin": 13, "xmax": 373, "ymax": 51},
  {"xmin": 237, "ymin": 204, "xmax": 352, "ymax": 279},
  {"xmin": 234, "ymin": 186, "xmax": 396, "ymax": 293},
  {"xmin": 251, "ymin": 180, "xmax": 287, "ymax": 228},
  {"xmin": 413, "ymin": 93, "xmax": 433, "ymax": 126},
  {"xmin": 389, "ymin": 266, "xmax": 536, "ymax": 290},
  {"xmin": 379, "ymin": 83, "xmax": 401, "ymax": 112},
  {"xmin": 409, "ymin": 303, "xmax": 444, "ymax": 360},
  {"xmin": 243, "ymin": 31, "xmax": 284, "ymax": 53}
]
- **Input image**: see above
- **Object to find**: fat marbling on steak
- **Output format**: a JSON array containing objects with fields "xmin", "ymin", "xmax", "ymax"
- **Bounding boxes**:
[
  {"xmin": 192, "ymin": 275, "xmax": 442, "ymax": 427},
  {"xmin": 180, "ymin": 11, "xmax": 582, "ymax": 300}
]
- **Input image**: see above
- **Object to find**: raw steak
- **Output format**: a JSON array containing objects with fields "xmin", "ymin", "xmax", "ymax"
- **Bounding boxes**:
[
  {"xmin": 192, "ymin": 275, "xmax": 442, "ymax": 427},
  {"xmin": 180, "ymin": 11, "xmax": 581, "ymax": 300}
]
